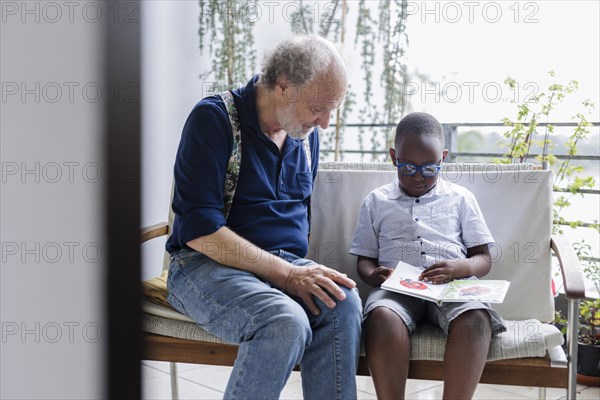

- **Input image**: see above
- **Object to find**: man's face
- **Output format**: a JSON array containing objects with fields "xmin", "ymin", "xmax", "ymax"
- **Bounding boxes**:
[
  {"xmin": 389, "ymin": 134, "xmax": 448, "ymax": 197},
  {"xmin": 277, "ymin": 71, "xmax": 346, "ymax": 139}
]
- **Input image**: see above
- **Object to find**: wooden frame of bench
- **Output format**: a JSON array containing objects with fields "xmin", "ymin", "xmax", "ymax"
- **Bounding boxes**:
[{"xmin": 141, "ymin": 223, "xmax": 586, "ymax": 399}]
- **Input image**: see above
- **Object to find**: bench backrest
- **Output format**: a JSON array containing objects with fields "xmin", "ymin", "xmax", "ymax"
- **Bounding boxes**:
[{"xmin": 307, "ymin": 162, "xmax": 554, "ymax": 322}]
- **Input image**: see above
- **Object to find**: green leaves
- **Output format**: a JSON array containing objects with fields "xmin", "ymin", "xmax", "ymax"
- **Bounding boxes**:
[{"xmin": 497, "ymin": 72, "xmax": 597, "ymax": 236}]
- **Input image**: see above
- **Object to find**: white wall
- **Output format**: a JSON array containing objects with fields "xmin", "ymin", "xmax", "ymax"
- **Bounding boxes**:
[{"xmin": 1, "ymin": 2, "xmax": 106, "ymax": 398}]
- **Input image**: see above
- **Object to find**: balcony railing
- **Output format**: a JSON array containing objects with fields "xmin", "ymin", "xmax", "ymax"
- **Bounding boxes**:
[{"xmin": 322, "ymin": 121, "xmax": 600, "ymax": 263}]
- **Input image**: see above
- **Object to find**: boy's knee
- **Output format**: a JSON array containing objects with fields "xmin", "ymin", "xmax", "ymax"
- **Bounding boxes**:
[
  {"xmin": 448, "ymin": 310, "xmax": 492, "ymax": 342},
  {"xmin": 367, "ymin": 307, "xmax": 409, "ymax": 339}
]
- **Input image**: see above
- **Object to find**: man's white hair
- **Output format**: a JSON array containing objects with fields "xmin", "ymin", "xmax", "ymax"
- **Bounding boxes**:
[{"xmin": 259, "ymin": 35, "xmax": 346, "ymax": 89}]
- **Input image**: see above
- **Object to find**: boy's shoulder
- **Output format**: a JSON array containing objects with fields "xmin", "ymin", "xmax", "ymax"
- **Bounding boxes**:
[
  {"xmin": 438, "ymin": 179, "xmax": 478, "ymax": 201},
  {"xmin": 361, "ymin": 181, "xmax": 399, "ymax": 206}
]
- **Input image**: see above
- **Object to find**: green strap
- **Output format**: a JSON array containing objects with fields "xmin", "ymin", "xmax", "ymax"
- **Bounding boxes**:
[
  {"xmin": 218, "ymin": 90, "xmax": 313, "ymax": 229},
  {"xmin": 218, "ymin": 91, "xmax": 241, "ymax": 220}
]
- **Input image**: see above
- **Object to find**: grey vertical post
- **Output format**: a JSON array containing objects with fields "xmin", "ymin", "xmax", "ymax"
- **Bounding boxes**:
[{"xmin": 443, "ymin": 124, "xmax": 458, "ymax": 162}]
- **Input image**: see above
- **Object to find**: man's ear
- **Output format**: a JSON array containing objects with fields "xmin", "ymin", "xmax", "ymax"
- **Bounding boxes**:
[
  {"xmin": 389, "ymin": 148, "xmax": 397, "ymax": 166},
  {"xmin": 442, "ymin": 149, "xmax": 449, "ymax": 162}
]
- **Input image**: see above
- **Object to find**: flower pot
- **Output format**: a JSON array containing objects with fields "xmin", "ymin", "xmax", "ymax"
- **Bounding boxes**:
[{"xmin": 577, "ymin": 342, "xmax": 600, "ymax": 387}]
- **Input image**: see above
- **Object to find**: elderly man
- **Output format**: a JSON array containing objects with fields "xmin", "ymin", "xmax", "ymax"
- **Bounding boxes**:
[{"xmin": 166, "ymin": 36, "xmax": 362, "ymax": 399}]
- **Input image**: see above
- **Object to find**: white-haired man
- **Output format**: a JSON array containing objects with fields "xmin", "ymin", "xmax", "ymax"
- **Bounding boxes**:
[{"xmin": 166, "ymin": 36, "xmax": 362, "ymax": 399}]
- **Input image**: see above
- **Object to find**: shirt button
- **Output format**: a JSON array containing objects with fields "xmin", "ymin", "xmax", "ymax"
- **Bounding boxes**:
[
  {"xmin": 421, "ymin": 251, "xmax": 426, "ymax": 255},
  {"xmin": 415, "ymin": 217, "xmax": 419, "ymax": 222},
  {"xmin": 415, "ymin": 199, "xmax": 420, "ymax": 203},
  {"xmin": 417, "ymin": 236, "xmax": 421, "ymax": 239}
]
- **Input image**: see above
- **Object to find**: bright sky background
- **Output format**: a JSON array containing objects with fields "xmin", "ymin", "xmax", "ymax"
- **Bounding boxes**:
[{"xmin": 401, "ymin": 0, "xmax": 600, "ymax": 123}]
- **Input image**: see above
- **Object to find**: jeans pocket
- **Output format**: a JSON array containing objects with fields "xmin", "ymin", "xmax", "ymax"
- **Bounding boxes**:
[{"xmin": 176, "ymin": 249, "xmax": 209, "ymax": 267}]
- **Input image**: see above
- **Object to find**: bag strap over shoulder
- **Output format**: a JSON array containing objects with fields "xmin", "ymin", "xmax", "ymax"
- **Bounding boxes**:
[
  {"xmin": 218, "ymin": 89, "xmax": 313, "ymax": 227},
  {"xmin": 218, "ymin": 91, "xmax": 241, "ymax": 220}
]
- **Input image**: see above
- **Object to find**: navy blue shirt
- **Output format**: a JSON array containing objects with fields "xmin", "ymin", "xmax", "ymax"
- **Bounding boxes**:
[{"xmin": 166, "ymin": 76, "xmax": 319, "ymax": 257}]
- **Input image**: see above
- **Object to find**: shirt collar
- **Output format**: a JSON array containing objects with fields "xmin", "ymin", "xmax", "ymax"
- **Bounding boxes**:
[
  {"xmin": 235, "ymin": 75, "xmax": 262, "ymax": 132},
  {"xmin": 387, "ymin": 177, "xmax": 447, "ymax": 200}
]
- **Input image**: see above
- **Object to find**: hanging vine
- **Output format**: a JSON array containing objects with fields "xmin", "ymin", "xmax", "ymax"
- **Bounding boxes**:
[
  {"xmin": 356, "ymin": 0, "xmax": 409, "ymax": 161},
  {"xmin": 198, "ymin": 0, "xmax": 410, "ymax": 161},
  {"xmin": 198, "ymin": 0, "xmax": 257, "ymax": 91}
]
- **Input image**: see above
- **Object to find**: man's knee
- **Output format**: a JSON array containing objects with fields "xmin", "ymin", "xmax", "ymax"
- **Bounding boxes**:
[
  {"xmin": 336, "ymin": 286, "xmax": 363, "ymax": 318},
  {"xmin": 253, "ymin": 300, "xmax": 313, "ymax": 351}
]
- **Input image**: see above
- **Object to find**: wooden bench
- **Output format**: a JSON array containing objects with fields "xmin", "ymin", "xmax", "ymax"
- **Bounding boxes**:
[{"xmin": 141, "ymin": 162, "xmax": 585, "ymax": 399}]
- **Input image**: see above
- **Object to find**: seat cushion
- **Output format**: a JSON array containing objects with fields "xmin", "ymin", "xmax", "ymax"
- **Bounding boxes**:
[{"xmin": 142, "ymin": 303, "xmax": 555, "ymax": 361}]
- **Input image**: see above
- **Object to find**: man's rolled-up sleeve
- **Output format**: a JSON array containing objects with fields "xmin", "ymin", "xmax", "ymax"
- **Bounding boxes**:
[{"xmin": 172, "ymin": 101, "xmax": 232, "ymax": 246}]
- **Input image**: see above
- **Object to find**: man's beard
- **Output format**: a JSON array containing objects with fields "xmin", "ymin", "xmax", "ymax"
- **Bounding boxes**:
[{"xmin": 278, "ymin": 103, "xmax": 314, "ymax": 140}]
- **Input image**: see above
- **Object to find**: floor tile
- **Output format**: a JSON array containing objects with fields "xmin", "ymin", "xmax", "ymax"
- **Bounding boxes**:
[
  {"xmin": 356, "ymin": 389, "xmax": 378, "ymax": 399},
  {"xmin": 142, "ymin": 374, "xmax": 223, "ymax": 400},
  {"xmin": 143, "ymin": 362, "xmax": 600, "ymax": 400},
  {"xmin": 179, "ymin": 365, "xmax": 233, "ymax": 392},
  {"xmin": 405, "ymin": 379, "xmax": 444, "ymax": 396},
  {"xmin": 142, "ymin": 360, "xmax": 204, "ymax": 374},
  {"xmin": 576, "ymin": 385, "xmax": 600, "ymax": 400},
  {"xmin": 142, "ymin": 364, "xmax": 170, "ymax": 381},
  {"xmin": 280, "ymin": 378, "xmax": 303, "ymax": 399}
]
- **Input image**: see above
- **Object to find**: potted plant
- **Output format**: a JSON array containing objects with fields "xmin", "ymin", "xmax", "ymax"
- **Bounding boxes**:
[{"xmin": 576, "ymin": 252, "xmax": 600, "ymax": 386}]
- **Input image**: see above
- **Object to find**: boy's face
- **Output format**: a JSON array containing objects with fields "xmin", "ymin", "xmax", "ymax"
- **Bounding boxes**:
[{"xmin": 389, "ymin": 134, "xmax": 448, "ymax": 197}]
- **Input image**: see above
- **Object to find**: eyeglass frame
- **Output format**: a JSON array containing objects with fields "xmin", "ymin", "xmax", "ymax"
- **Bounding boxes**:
[{"xmin": 395, "ymin": 159, "xmax": 443, "ymax": 177}]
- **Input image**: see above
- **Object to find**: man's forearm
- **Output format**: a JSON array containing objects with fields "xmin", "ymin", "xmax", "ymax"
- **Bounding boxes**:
[{"xmin": 186, "ymin": 226, "xmax": 293, "ymax": 288}]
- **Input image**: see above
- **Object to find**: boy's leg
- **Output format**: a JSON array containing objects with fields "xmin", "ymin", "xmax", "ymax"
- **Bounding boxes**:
[
  {"xmin": 365, "ymin": 307, "xmax": 410, "ymax": 400},
  {"xmin": 442, "ymin": 309, "xmax": 492, "ymax": 399}
]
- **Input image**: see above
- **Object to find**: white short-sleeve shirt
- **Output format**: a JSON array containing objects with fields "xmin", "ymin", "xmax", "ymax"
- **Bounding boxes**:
[{"xmin": 349, "ymin": 178, "xmax": 494, "ymax": 269}]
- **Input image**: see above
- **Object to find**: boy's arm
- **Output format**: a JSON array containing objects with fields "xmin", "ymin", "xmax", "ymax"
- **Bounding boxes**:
[
  {"xmin": 419, "ymin": 244, "xmax": 492, "ymax": 284},
  {"xmin": 357, "ymin": 255, "xmax": 394, "ymax": 287}
]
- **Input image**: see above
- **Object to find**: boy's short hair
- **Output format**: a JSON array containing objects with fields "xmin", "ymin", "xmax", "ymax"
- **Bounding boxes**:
[{"xmin": 394, "ymin": 112, "xmax": 445, "ymax": 149}]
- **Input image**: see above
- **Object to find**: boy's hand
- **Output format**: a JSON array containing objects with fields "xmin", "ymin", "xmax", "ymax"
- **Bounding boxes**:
[
  {"xmin": 368, "ymin": 266, "xmax": 394, "ymax": 287},
  {"xmin": 419, "ymin": 260, "xmax": 467, "ymax": 284}
]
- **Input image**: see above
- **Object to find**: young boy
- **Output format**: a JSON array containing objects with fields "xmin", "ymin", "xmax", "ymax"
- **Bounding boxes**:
[{"xmin": 350, "ymin": 112, "xmax": 506, "ymax": 399}]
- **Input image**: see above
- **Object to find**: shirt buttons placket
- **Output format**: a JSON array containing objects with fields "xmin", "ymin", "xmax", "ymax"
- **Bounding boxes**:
[{"xmin": 413, "ymin": 198, "xmax": 421, "ymax": 222}]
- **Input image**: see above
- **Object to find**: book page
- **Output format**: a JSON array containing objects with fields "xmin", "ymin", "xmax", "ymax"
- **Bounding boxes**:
[
  {"xmin": 381, "ymin": 261, "xmax": 447, "ymax": 303},
  {"xmin": 440, "ymin": 279, "xmax": 510, "ymax": 303},
  {"xmin": 381, "ymin": 261, "xmax": 510, "ymax": 304}
]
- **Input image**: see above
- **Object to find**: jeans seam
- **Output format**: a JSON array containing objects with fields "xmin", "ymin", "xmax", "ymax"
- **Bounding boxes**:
[{"xmin": 177, "ymin": 266, "xmax": 256, "ymax": 337}]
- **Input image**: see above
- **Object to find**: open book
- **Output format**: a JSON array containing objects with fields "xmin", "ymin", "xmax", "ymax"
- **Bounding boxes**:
[{"xmin": 381, "ymin": 261, "xmax": 510, "ymax": 306}]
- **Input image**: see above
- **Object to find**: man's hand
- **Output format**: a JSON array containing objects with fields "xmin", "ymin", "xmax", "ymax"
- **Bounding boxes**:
[{"xmin": 283, "ymin": 265, "xmax": 356, "ymax": 315}]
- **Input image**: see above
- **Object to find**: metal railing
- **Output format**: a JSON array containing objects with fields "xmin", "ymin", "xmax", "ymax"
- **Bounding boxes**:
[{"xmin": 322, "ymin": 121, "xmax": 600, "ymax": 241}]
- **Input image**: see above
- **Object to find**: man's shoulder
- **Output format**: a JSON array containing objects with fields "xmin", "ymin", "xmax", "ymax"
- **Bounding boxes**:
[{"xmin": 192, "ymin": 94, "xmax": 228, "ymax": 114}]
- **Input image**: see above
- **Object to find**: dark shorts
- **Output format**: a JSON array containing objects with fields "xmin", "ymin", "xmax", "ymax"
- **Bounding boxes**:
[{"xmin": 364, "ymin": 287, "xmax": 506, "ymax": 336}]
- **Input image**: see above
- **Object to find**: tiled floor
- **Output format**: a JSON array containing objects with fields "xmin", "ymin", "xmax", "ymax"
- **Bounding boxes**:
[{"xmin": 142, "ymin": 361, "xmax": 600, "ymax": 399}]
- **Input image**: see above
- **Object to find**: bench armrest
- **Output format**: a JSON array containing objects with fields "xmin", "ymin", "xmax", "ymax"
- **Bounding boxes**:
[
  {"xmin": 551, "ymin": 235, "xmax": 586, "ymax": 299},
  {"xmin": 141, "ymin": 222, "xmax": 169, "ymax": 243}
]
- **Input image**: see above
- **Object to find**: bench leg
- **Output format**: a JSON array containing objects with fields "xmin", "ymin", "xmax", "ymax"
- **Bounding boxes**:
[
  {"xmin": 567, "ymin": 299, "xmax": 580, "ymax": 400},
  {"xmin": 538, "ymin": 387, "xmax": 546, "ymax": 400},
  {"xmin": 170, "ymin": 362, "xmax": 179, "ymax": 400}
]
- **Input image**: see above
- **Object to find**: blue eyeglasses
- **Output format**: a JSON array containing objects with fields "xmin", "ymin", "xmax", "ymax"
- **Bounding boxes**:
[{"xmin": 396, "ymin": 160, "xmax": 442, "ymax": 177}]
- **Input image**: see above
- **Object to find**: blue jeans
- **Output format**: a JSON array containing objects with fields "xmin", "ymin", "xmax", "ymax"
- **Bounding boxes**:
[{"xmin": 167, "ymin": 248, "xmax": 363, "ymax": 400}]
